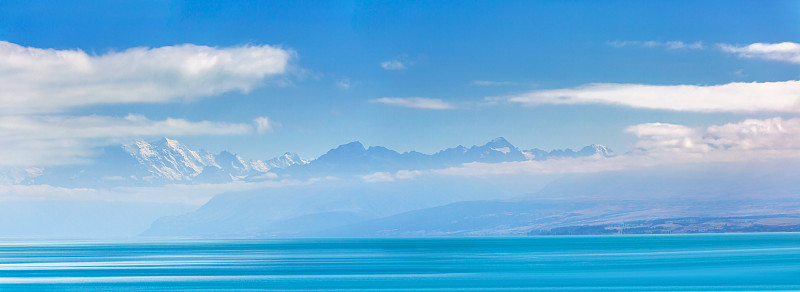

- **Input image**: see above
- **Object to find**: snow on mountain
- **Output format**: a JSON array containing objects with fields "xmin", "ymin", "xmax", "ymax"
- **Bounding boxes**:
[
  {"xmin": 123, "ymin": 138, "xmax": 308, "ymax": 182},
  {"xmin": 123, "ymin": 138, "xmax": 219, "ymax": 181},
  {"xmin": 427, "ymin": 137, "xmax": 613, "ymax": 165},
  {"xmin": 579, "ymin": 144, "xmax": 612, "ymax": 157},
  {"xmin": 522, "ymin": 143, "xmax": 614, "ymax": 161},
  {"xmin": 14, "ymin": 137, "xmax": 611, "ymax": 187},
  {"xmin": 279, "ymin": 137, "xmax": 613, "ymax": 178},
  {"xmin": 265, "ymin": 153, "xmax": 309, "ymax": 169},
  {"xmin": 459, "ymin": 137, "xmax": 527, "ymax": 162},
  {"xmin": 23, "ymin": 138, "xmax": 308, "ymax": 187}
]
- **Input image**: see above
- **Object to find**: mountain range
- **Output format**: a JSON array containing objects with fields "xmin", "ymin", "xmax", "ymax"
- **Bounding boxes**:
[
  {"xmin": 284, "ymin": 138, "xmax": 611, "ymax": 177},
  {"xmin": 27, "ymin": 138, "xmax": 308, "ymax": 187},
  {"xmin": 20, "ymin": 137, "xmax": 612, "ymax": 187}
]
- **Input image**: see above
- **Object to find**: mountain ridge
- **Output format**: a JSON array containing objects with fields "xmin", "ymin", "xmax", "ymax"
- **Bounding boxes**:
[
  {"xmin": 18, "ymin": 137, "xmax": 612, "ymax": 187},
  {"xmin": 279, "ymin": 137, "xmax": 614, "ymax": 178}
]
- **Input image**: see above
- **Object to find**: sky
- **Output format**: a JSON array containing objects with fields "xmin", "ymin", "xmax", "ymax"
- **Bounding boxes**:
[{"xmin": 1, "ymin": 0, "xmax": 799, "ymax": 164}]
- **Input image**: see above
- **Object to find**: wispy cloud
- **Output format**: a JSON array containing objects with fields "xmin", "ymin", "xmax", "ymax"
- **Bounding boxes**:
[
  {"xmin": 369, "ymin": 97, "xmax": 456, "ymax": 110},
  {"xmin": 504, "ymin": 80, "xmax": 800, "ymax": 113},
  {"xmin": 0, "ymin": 41, "xmax": 293, "ymax": 114},
  {"xmin": 253, "ymin": 116, "xmax": 279, "ymax": 133},
  {"xmin": 335, "ymin": 78, "xmax": 355, "ymax": 89},
  {"xmin": 0, "ymin": 114, "xmax": 257, "ymax": 166},
  {"xmin": 719, "ymin": 42, "xmax": 800, "ymax": 64},
  {"xmin": 361, "ymin": 170, "xmax": 422, "ymax": 183},
  {"xmin": 473, "ymin": 80, "xmax": 516, "ymax": 86},
  {"xmin": 607, "ymin": 40, "xmax": 705, "ymax": 50},
  {"xmin": 380, "ymin": 60, "xmax": 407, "ymax": 70}
]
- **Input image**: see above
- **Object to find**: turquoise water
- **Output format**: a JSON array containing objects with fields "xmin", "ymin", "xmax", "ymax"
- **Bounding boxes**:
[{"xmin": 2, "ymin": 234, "xmax": 800, "ymax": 291}]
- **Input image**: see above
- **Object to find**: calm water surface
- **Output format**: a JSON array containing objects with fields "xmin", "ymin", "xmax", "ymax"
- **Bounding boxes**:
[{"xmin": 2, "ymin": 233, "xmax": 800, "ymax": 291}]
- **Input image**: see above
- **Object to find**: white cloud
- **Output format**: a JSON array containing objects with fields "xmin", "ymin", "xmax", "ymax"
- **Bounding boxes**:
[
  {"xmin": 0, "ymin": 41, "xmax": 293, "ymax": 113},
  {"xmin": 0, "ymin": 114, "xmax": 255, "ymax": 166},
  {"xmin": 253, "ymin": 116, "xmax": 279, "ymax": 133},
  {"xmin": 434, "ymin": 156, "xmax": 633, "ymax": 177},
  {"xmin": 335, "ymin": 78, "xmax": 355, "ymax": 89},
  {"xmin": 730, "ymin": 69, "xmax": 747, "ymax": 78},
  {"xmin": 434, "ymin": 149, "xmax": 800, "ymax": 178},
  {"xmin": 434, "ymin": 117, "xmax": 800, "ymax": 177},
  {"xmin": 380, "ymin": 60, "xmax": 406, "ymax": 70},
  {"xmin": 369, "ymin": 97, "xmax": 456, "ymax": 110},
  {"xmin": 505, "ymin": 80, "xmax": 800, "ymax": 113},
  {"xmin": 706, "ymin": 117, "xmax": 800, "ymax": 149},
  {"xmin": 607, "ymin": 40, "xmax": 704, "ymax": 50},
  {"xmin": 720, "ymin": 42, "xmax": 800, "ymax": 64},
  {"xmin": 625, "ymin": 123, "xmax": 705, "ymax": 151},
  {"xmin": 627, "ymin": 117, "xmax": 800, "ymax": 152},
  {"xmin": 360, "ymin": 172, "xmax": 395, "ymax": 182},
  {"xmin": 361, "ymin": 170, "xmax": 423, "ymax": 183}
]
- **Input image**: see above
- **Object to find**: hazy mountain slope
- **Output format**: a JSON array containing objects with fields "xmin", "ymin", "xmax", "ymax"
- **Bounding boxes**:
[
  {"xmin": 142, "ymin": 175, "xmax": 537, "ymax": 238},
  {"xmin": 0, "ymin": 201, "xmax": 194, "ymax": 239},
  {"xmin": 146, "ymin": 160, "xmax": 800, "ymax": 238},
  {"xmin": 318, "ymin": 161, "xmax": 800, "ymax": 237}
]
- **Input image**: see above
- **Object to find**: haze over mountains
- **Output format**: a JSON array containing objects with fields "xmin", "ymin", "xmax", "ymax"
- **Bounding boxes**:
[
  {"xmin": 144, "ymin": 160, "xmax": 800, "ymax": 238},
  {"xmin": 3, "ymin": 136, "xmax": 798, "ymax": 239}
]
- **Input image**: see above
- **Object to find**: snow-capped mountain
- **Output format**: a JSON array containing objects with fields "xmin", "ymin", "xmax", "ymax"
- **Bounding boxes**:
[
  {"xmin": 123, "ymin": 138, "xmax": 219, "ymax": 181},
  {"xmin": 119, "ymin": 138, "xmax": 311, "ymax": 182},
  {"xmin": 264, "ymin": 153, "xmax": 310, "ymax": 169},
  {"xmin": 432, "ymin": 137, "xmax": 528, "ymax": 164},
  {"xmin": 17, "ymin": 137, "xmax": 610, "ymax": 187},
  {"xmin": 27, "ymin": 138, "xmax": 308, "ymax": 187},
  {"xmin": 524, "ymin": 143, "xmax": 613, "ymax": 161},
  {"xmin": 278, "ymin": 137, "xmax": 613, "ymax": 177}
]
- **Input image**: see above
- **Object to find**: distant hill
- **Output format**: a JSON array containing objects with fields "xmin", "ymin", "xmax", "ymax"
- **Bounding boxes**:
[
  {"xmin": 531, "ymin": 216, "xmax": 800, "ymax": 235},
  {"xmin": 143, "ymin": 160, "xmax": 800, "ymax": 238}
]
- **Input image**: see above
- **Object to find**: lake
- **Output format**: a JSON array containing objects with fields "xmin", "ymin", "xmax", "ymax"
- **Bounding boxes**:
[{"xmin": 2, "ymin": 233, "xmax": 800, "ymax": 291}]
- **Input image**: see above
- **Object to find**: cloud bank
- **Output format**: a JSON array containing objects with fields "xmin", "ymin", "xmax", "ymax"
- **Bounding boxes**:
[
  {"xmin": 0, "ymin": 114, "xmax": 260, "ymax": 166},
  {"xmin": 0, "ymin": 41, "xmax": 293, "ymax": 113},
  {"xmin": 505, "ymin": 80, "xmax": 800, "ymax": 113},
  {"xmin": 370, "ymin": 97, "xmax": 456, "ymax": 110},
  {"xmin": 627, "ymin": 117, "xmax": 800, "ymax": 152},
  {"xmin": 720, "ymin": 42, "xmax": 800, "ymax": 64},
  {"xmin": 433, "ymin": 117, "xmax": 800, "ymax": 177}
]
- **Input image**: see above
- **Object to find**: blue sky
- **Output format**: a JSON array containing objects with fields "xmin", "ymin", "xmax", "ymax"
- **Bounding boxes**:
[{"xmin": 1, "ymin": 0, "xmax": 799, "ymax": 161}]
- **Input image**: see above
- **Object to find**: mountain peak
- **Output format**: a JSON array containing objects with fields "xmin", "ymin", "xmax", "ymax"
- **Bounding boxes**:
[
  {"xmin": 263, "ymin": 152, "xmax": 308, "ymax": 169},
  {"xmin": 216, "ymin": 150, "xmax": 237, "ymax": 159},
  {"xmin": 579, "ymin": 144, "xmax": 612, "ymax": 157},
  {"xmin": 150, "ymin": 137, "xmax": 185, "ymax": 150},
  {"xmin": 484, "ymin": 137, "xmax": 514, "ymax": 148},
  {"xmin": 334, "ymin": 141, "xmax": 366, "ymax": 152}
]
